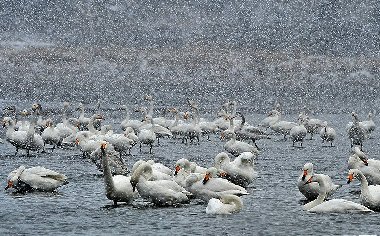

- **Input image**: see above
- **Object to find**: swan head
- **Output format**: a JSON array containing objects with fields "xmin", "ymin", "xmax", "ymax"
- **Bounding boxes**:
[
  {"xmin": 352, "ymin": 147, "xmax": 368, "ymax": 166},
  {"xmin": 203, "ymin": 167, "xmax": 219, "ymax": 185},
  {"xmin": 32, "ymin": 103, "xmax": 42, "ymax": 112},
  {"xmin": 347, "ymin": 169, "xmax": 363, "ymax": 184},
  {"xmin": 302, "ymin": 163, "xmax": 314, "ymax": 181},
  {"xmin": 214, "ymin": 152, "xmax": 230, "ymax": 168},
  {"xmin": 5, "ymin": 165, "xmax": 26, "ymax": 190},
  {"xmin": 130, "ymin": 162, "xmax": 153, "ymax": 191},
  {"xmin": 174, "ymin": 158, "xmax": 190, "ymax": 176}
]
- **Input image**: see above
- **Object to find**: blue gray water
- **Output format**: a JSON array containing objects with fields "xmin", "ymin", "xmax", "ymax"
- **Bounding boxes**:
[{"xmin": 1, "ymin": 0, "xmax": 380, "ymax": 235}]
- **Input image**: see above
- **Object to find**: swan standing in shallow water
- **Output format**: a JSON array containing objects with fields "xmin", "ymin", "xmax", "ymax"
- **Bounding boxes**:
[
  {"xmin": 5, "ymin": 165, "xmax": 68, "ymax": 192},
  {"xmin": 347, "ymin": 169, "xmax": 380, "ymax": 211},
  {"xmin": 206, "ymin": 194, "xmax": 243, "ymax": 214},
  {"xmin": 303, "ymin": 174, "xmax": 372, "ymax": 213},
  {"xmin": 130, "ymin": 162, "xmax": 190, "ymax": 206},
  {"xmin": 319, "ymin": 121, "xmax": 336, "ymax": 146},
  {"xmin": 297, "ymin": 162, "xmax": 339, "ymax": 201},
  {"xmin": 100, "ymin": 143, "xmax": 136, "ymax": 205}
]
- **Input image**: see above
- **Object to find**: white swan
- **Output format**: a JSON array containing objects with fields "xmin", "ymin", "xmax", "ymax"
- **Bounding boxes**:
[
  {"xmin": 289, "ymin": 116, "xmax": 307, "ymax": 147},
  {"xmin": 5, "ymin": 165, "xmax": 68, "ymax": 192},
  {"xmin": 130, "ymin": 162, "xmax": 190, "ymax": 206},
  {"xmin": 100, "ymin": 143, "xmax": 136, "ymax": 205},
  {"xmin": 319, "ymin": 121, "xmax": 336, "ymax": 146},
  {"xmin": 214, "ymin": 152, "xmax": 257, "ymax": 187},
  {"xmin": 131, "ymin": 160, "xmax": 172, "ymax": 181},
  {"xmin": 361, "ymin": 112, "xmax": 376, "ymax": 138},
  {"xmin": 223, "ymin": 131, "xmax": 259, "ymax": 157},
  {"xmin": 297, "ymin": 162, "xmax": 340, "ymax": 200},
  {"xmin": 347, "ymin": 112, "xmax": 366, "ymax": 149},
  {"xmin": 348, "ymin": 169, "xmax": 380, "ymax": 211},
  {"xmin": 303, "ymin": 174, "xmax": 372, "ymax": 213},
  {"xmin": 185, "ymin": 167, "xmax": 249, "ymax": 202},
  {"xmin": 348, "ymin": 148, "xmax": 380, "ymax": 185},
  {"xmin": 206, "ymin": 194, "xmax": 243, "ymax": 214}
]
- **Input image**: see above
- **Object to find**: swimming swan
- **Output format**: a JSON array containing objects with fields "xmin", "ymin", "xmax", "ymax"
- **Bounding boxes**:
[
  {"xmin": 348, "ymin": 169, "xmax": 380, "ymax": 211},
  {"xmin": 303, "ymin": 174, "xmax": 372, "ymax": 213},
  {"xmin": 206, "ymin": 194, "xmax": 243, "ymax": 214},
  {"xmin": 5, "ymin": 165, "xmax": 67, "ymax": 192}
]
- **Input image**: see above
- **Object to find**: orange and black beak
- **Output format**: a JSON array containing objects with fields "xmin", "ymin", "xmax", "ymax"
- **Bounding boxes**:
[
  {"xmin": 302, "ymin": 170, "xmax": 308, "ymax": 181},
  {"xmin": 218, "ymin": 171, "xmax": 228, "ymax": 178},
  {"xmin": 174, "ymin": 165, "xmax": 181, "ymax": 176},
  {"xmin": 203, "ymin": 173, "xmax": 211, "ymax": 185},
  {"xmin": 75, "ymin": 138, "xmax": 80, "ymax": 145},
  {"xmin": 347, "ymin": 173, "xmax": 354, "ymax": 184},
  {"xmin": 130, "ymin": 180, "xmax": 137, "ymax": 192},
  {"xmin": 5, "ymin": 180, "xmax": 13, "ymax": 190},
  {"xmin": 362, "ymin": 159, "xmax": 369, "ymax": 166},
  {"xmin": 303, "ymin": 176, "xmax": 313, "ymax": 185}
]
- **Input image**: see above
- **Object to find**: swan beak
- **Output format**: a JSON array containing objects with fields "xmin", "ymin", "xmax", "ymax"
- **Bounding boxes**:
[
  {"xmin": 202, "ymin": 173, "xmax": 211, "ymax": 185},
  {"xmin": 218, "ymin": 171, "xmax": 228, "ymax": 178},
  {"xmin": 347, "ymin": 173, "xmax": 354, "ymax": 184},
  {"xmin": 75, "ymin": 138, "xmax": 80, "ymax": 145},
  {"xmin": 301, "ymin": 170, "xmax": 308, "ymax": 181},
  {"xmin": 362, "ymin": 159, "xmax": 368, "ymax": 166},
  {"xmin": 5, "ymin": 180, "xmax": 13, "ymax": 190},
  {"xmin": 174, "ymin": 165, "xmax": 181, "ymax": 176},
  {"xmin": 130, "ymin": 180, "xmax": 137, "ymax": 192},
  {"xmin": 303, "ymin": 176, "xmax": 313, "ymax": 185}
]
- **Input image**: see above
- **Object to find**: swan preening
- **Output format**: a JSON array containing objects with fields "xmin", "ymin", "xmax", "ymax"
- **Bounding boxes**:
[
  {"xmin": 206, "ymin": 194, "xmax": 243, "ymax": 214},
  {"xmin": 5, "ymin": 165, "xmax": 68, "ymax": 192}
]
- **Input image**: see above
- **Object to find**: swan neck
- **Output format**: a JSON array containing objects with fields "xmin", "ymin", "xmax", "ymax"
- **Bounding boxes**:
[{"xmin": 101, "ymin": 149, "xmax": 115, "ymax": 192}]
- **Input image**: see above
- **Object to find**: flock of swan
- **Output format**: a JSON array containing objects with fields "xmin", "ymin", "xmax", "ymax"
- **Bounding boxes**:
[{"xmin": 1, "ymin": 97, "xmax": 379, "ymax": 215}]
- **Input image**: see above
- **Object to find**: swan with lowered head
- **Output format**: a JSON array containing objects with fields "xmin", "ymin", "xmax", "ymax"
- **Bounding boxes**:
[
  {"xmin": 5, "ymin": 165, "xmax": 68, "ymax": 192},
  {"xmin": 185, "ymin": 167, "xmax": 249, "ymax": 202},
  {"xmin": 100, "ymin": 143, "xmax": 136, "ymax": 205},
  {"xmin": 214, "ymin": 152, "xmax": 257, "ymax": 188},
  {"xmin": 303, "ymin": 174, "xmax": 372, "ymax": 213},
  {"xmin": 130, "ymin": 162, "xmax": 190, "ymax": 206},
  {"xmin": 297, "ymin": 162, "xmax": 340, "ymax": 201},
  {"xmin": 206, "ymin": 194, "xmax": 243, "ymax": 215},
  {"xmin": 347, "ymin": 169, "xmax": 380, "ymax": 211}
]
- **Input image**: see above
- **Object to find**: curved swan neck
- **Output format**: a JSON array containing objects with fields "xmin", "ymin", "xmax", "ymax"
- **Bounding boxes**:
[
  {"xmin": 357, "ymin": 171, "xmax": 370, "ymax": 193},
  {"xmin": 222, "ymin": 195, "xmax": 243, "ymax": 211}
]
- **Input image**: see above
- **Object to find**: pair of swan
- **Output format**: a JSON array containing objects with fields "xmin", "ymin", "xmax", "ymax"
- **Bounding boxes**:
[
  {"xmin": 297, "ymin": 162, "xmax": 340, "ymax": 200},
  {"xmin": 303, "ymin": 174, "xmax": 372, "ymax": 213},
  {"xmin": 5, "ymin": 165, "xmax": 68, "ymax": 192},
  {"xmin": 348, "ymin": 147, "xmax": 380, "ymax": 185}
]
